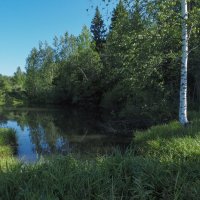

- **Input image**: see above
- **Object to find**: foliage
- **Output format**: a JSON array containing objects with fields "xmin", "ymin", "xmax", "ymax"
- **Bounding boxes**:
[
  {"xmin": 25, "ymin": 27, "xmax": 104, "ymax": 106},
  {"xmin": 1, "ymin": 0, "xmax": 200, "ymax": 127},
  {"xmin": 0, "ymin": 69, "xmax": 26, "ymax": 106}
]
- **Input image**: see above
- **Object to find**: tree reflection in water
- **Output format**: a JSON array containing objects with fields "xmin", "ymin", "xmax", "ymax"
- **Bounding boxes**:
[{"xmin": 0, "ymin": 107, "xmax": 132, "ymax": 162}]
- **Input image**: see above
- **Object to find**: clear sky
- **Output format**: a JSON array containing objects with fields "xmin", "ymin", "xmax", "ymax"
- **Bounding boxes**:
[{"xmin": 0, "ymin": 0, "xmax": 116, "ymax": 76}]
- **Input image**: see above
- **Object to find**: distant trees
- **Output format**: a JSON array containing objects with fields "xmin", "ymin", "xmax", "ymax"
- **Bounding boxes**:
[
  {"xmin": 25, "ymin": 26, "xmax": 103, "ymax": 105},
  {"xmin": 13, "ymin": 66, "xmax": 26, "ymax": 91},
  {"xmin": 0, "ymin": 75, "xmax": 12, "ymax": 104},
  {"xmin": 0, "ymin": 67, "xmax": 26, "ymax": 105}
]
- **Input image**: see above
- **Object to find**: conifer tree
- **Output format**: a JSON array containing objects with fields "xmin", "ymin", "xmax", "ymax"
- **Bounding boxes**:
[
  {"xmin": 109, "ymin": 0, "xmax": 128, "ymax": 31},
  {"xmin": 90, "ymin": 6, "xmax": 107, "ymax": 52}
]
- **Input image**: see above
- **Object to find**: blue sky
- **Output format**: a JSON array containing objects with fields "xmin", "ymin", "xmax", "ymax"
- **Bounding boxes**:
[{"xmin": 0, "ymin": 0, "xmax": 116, "ymax": 76}]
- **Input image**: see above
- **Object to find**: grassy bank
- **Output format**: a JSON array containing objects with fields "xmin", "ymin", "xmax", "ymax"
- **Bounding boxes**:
[
  {"xmin": 0, "ymin": 128, "xmax": 17, "ymax": 158},
  {"xmin": 0, "ymin": 128, "xmax": 18, "ymax": 171},
  {"xmin": 134, "ymin": 112, "xmax": 200, "ymax": 161},
  {"xmin": 0, "ymin": 113, "xmax": 200, "ymax": 199}
]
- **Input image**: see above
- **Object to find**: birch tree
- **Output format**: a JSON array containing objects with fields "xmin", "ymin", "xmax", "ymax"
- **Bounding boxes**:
[{"xmin": 179, "ymin": 0, "xmax": 189, "ymax": 125}]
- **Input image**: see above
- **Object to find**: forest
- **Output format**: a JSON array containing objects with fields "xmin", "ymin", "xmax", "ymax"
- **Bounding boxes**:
[{"xmin": 0, "ymin": 0, "xmax": 200, "ymax": 128}]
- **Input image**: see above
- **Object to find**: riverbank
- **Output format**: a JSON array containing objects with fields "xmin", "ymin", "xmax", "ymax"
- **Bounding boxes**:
[
  {"xmin": 0, "ymin": 128, "xmax": 18, "ymax": 171},
  {"xmin": 0, "ymin": 128, "xmax": 17, "ymax": 158},
  {"xmin": 0, "ymin": 113, "xmax": 200, "ymax": 199}
]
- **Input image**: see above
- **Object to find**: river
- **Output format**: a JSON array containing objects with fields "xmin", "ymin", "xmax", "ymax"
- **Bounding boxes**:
[{"xmin": 0, "ymin": 107, "xmax": 132, "ymax": 162}]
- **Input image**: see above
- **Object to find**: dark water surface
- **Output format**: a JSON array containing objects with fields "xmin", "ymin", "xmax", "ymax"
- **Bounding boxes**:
[{"xmin": 0, "ymin": 107, "xmax": 132, "ymax": 162}]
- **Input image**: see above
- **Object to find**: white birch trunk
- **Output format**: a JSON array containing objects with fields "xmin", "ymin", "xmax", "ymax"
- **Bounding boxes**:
[{"xmin": 179, "ymin": 0, "xmax": 189, "ymax": 125}]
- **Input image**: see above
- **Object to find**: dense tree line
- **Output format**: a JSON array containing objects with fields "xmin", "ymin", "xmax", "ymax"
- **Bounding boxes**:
[{"xmin": 1, "ymin": 0, "xmax": 200, "ymax": 127}]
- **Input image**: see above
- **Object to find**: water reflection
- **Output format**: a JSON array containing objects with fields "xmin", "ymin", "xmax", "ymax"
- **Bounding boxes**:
[{"xmin": 0, "ymin": 107, "xmax": 132, "ymax": 162}]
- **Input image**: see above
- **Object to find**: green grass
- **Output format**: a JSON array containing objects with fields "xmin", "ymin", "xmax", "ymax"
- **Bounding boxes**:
[
  {"xmin": 134, "ymin": 112, "xmax": 200, "ymax": 162},
  {"xmin": 0, "ymin": 128, "xmax": 18, "ymax": 172},
  {"xmin": 0, "ymin": 113, "xmax": 200, "ymax": 199},
  {"xmin": 0, "ymin": 128, "xmax": 17, "ymax": 158}
]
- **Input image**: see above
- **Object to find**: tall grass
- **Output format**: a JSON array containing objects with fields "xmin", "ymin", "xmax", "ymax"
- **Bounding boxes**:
[
  {"xmin": 0, "ymin": 128, "xmax": 18, "ymax": 172},
  {"xmin": 0, "ymin": 153, "xmax": 200, "ymax": 199},
  {"xmin": 0, "ymin": 113, "xmax": 200, "ymax": 199},
  {"xmin": 0, "ymin": 128, "xmax": 17, "ymax": 157}
]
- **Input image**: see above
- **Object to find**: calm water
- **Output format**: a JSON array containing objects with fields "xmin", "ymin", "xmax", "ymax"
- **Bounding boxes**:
[{"xmin": 0, "ymin": 107, "xmax": 132, "ymax": 162}]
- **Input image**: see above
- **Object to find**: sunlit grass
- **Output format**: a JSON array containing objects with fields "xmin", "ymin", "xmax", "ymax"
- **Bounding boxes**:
[
  {"xmin": 134, "ymin": 112, "xmax": 200, "ymax": 162},
  {"xmin": 0, "ymin": 128, "xmax": 18, "ymax": 171},
  {"xmin": 0, "ymin": 128, "xmax": 17, "ymax": 155}
]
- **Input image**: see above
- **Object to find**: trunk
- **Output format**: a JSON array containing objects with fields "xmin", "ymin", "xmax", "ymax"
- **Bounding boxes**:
[{"xmin": 179, "ymin": 0, "xmax": 189, "ymax": 125}]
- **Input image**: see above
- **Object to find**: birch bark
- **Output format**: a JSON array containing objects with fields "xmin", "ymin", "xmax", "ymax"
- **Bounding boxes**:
[{"xmin": 179, "ymin": 0, "xmax": 189, "ymax": 125}]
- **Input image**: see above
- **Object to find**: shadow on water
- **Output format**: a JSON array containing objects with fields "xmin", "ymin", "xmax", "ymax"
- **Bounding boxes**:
[{"xmin": 0, "ymin": 107, "xmax": 132, "ymax": 162}]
